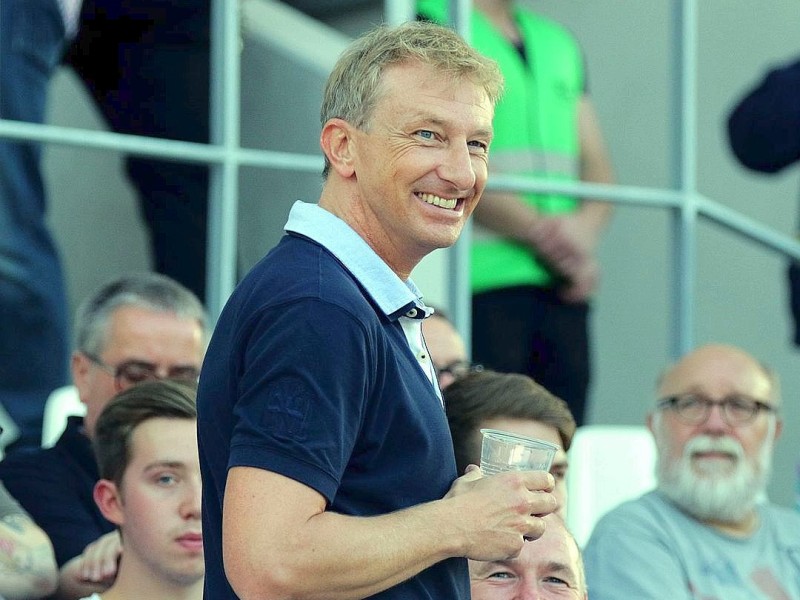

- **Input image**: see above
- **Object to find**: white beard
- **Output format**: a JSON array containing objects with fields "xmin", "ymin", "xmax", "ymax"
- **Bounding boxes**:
[{"xmin": 654, "ymin": 424, "xmax": 775, "ymax": 524}]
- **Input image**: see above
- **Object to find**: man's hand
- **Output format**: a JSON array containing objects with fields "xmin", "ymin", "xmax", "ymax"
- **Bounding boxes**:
[
  {"xmin": 75, "ymin": 530, "xmax": 121, "ymax": 585},
  {"xmin": 558, "ymin": 256, "xmax": 599, "ymax": 303},
  {"xmin": 526, "ymin": 210, "xmax": 605, "ymax": 302},
  {"xmin": 527, "ymin": 212, "xmax": 599, "ymax": 276},
  {"xmin": 56, "ymin": 531, "xmax": 120, "ymax": 600},
  {"xmin": 445, "ymin": 465, "xmax": 557, "ymax": 562}
]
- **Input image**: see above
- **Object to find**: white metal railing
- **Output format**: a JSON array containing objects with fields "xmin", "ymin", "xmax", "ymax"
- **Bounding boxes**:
[{"xmin": 1, "ymin": 0, "xmax": 799, "ymax": 357}]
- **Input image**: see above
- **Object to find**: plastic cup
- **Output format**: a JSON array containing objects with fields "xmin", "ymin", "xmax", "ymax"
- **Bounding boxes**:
[{"xmin": 479, "ymin": 428, "xmax": 559, "ymax": 476}]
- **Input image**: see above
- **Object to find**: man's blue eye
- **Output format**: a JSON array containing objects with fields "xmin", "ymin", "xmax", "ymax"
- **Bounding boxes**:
[
  {"xmin": 487, "ymin": 571, "xmax": 515, "ymax": 580},
  {"xmin": 468, "ymin": 140, "xmax": 488, "ymax": 151}
]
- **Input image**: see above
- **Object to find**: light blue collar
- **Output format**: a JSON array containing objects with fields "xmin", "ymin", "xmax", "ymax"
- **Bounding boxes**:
[{"xmin": 284, "ymin": 201, "xmax": 429, "ymax": 320}]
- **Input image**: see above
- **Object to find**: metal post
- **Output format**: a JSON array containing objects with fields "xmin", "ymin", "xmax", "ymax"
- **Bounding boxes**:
[
  {"xmin": 445, "ymin": 0, "xmax": 475, "ymax": 352},
  {"xmin": 208, "ymin": 0, "xmax": 242, "ymax": 323},
  {"xmin": 385, "ymin": 0, "xmax": 415, "ymax": 25},
  {"xmin": 670, "ymin": 0, "xmax": 698, "ymax": 358}
]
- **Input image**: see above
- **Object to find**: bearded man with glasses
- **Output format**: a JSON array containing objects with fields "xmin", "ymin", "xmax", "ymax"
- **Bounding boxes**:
[
  {"xmin": 0, "ymin": 272, "xmax": 206, "ymax": 600},
  {"xmin": 583, "ymin": 344, "xmax": 800, "ymax": 600}
]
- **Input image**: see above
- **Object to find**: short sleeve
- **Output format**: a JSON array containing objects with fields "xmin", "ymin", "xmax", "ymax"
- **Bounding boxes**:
[{"xmin": 229, "ymin": 298, "xmax": 373, "ymax": 504}]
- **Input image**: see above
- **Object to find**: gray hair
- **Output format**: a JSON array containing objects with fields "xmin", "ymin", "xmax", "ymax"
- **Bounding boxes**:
[
  {"xmin": 320, "ymin": 21, "xmax": 503, "ymax": 177},
  {"xmin": 75, "ymin": 273, "xmax": 207, "ymax": 356}
]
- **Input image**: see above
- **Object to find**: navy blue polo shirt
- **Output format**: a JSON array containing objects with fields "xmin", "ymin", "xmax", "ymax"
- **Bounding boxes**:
[{"xmin": 198, "ymin": 202, "xmax": 468, "ymax": 599}]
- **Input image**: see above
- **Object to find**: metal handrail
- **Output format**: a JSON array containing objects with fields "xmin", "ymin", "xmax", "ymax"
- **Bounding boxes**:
[{"xmin": 0, "ymin": 0, "xmax": 796, "ymax": 358}]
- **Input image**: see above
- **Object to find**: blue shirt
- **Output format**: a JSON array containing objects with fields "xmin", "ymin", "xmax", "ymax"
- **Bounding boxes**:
[
  {"xmin": 584, "ymin": 490, "xmax": 800, "ymax": 599},
  {"xmin": 198, "ymin": 202, "xmax": 468, "ymax": 599}
]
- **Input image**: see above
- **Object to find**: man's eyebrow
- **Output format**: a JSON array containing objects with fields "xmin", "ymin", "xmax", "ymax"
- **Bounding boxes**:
[
  {"xmin": 470, "ymin": 558, "xmax": 517, "ymax": 576},
  {"xmin": 409, "ymin": 115, "xmax": 493, "ymax": 138},
  {"xmin": 543, "ymin": 561, "xmax": 577, "ymax": 581},
  {"xmin": 143, "ymin": 461, "xmax": 187, "ymax": 472}
]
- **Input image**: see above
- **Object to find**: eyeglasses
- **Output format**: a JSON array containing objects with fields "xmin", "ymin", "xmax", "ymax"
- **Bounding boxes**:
[
  {"xmin": 82, "ymin": 351, "xmax": 200, "ymax": 390},
  {"xmin": 656, "ymin": 393, "xmax": 776, "ymax": 426},
  {"xmin": 435, "ymin": 359, "xmax": 483, "ymax": 381}
]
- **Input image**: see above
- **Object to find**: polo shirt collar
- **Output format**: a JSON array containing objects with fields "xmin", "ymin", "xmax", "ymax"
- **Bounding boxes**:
[{"xmin": 284, "ymin": 201, "xmax": 430, "ymax": 320}]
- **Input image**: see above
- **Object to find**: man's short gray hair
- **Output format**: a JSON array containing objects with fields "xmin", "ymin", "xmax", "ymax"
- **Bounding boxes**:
[
  {"xmin": 320, "ymin": 20, "xmax": 503, "ymax": 177},
  {"xmin": 75, "ymin": 272, "xmax": 207, "ymax": 356}
]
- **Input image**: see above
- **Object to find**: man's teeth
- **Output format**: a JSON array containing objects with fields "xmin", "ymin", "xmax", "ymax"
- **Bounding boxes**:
[{"xmin": 419, "ymin": 193, "xmax": 457, "ymax": 210}]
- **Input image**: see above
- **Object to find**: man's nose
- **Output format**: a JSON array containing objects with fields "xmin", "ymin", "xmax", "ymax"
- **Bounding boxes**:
[
  {"xmin": 702, "ymin": 401, "xmax": 729, "ymax": 432},
  {"xmin": 439, "ymin": 143, "xmax": 477, "ymax": 191},
  {"xmin": 181, "ymin": 474, "xmax": 202, "ymax": 519},
  {"xmin": 517, "ymin": 583, "xmax": 542, "ymax": 600}
]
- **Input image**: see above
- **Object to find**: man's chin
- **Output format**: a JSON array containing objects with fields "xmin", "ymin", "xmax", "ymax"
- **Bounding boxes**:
[
  {"xmin": 691, "ymin": 456, "xmax": 738, "ymax": 478},
  {"xmin": 659, "ymin": 470, "xmax": 760, "ymax": 523}
]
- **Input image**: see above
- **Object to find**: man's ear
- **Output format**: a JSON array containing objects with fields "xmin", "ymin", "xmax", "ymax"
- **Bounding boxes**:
[
  {"xmin": 94, "ymin": 479, "xmax": 124, "ymax": 527},
  {"xmin": 320, "ymin": 118, "xmax": 357, "ymax": 178},
  {"xmin": 71, "ymin": 351, "xmax": 92, "ymax": 405},
  {"xmin": 645, "ymin": 411, "xmax": 654, "ymax": 435}
]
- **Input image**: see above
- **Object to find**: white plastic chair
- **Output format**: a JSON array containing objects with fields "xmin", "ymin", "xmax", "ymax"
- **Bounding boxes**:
[
  {"xmin": 41, "ymin": 385, "xmax": 86, "ymax": 448},
  {"xmin": 565, "ymin": 424, "xmax": 657, "ymax": 548},
  {"xmin": 0, "ymin": 403, "xmax": 20, "ymax": 460}
]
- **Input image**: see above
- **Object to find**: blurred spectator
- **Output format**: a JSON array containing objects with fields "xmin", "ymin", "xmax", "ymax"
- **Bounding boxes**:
[
  {"xmin": 0, "ymin": 0, "xmax": 210, "ymax": 451},
  {"xmin": 583, "ymin": 344, "xmax": 800, "ymax": 599},
  {"xmin": 469, "ymin": 513, "xmax": 587, "ymax": 600},
  {"xmin": 727, "ymin": 58, "xmax": 800, "ymax": 348},
  {"xmin": 417, "ymin": 0, "xmax": 614, "ymax": 425},
  {"xmin": 421, "ymin": 308, "xmax": 478, "ymax": 390},
  {"xmin": 79, "ymin": 380, "xmax": 202, "ymax": 600},
  {"xmin": 0, "ymin": 273, "xmax": 206, "ymax": 600},
  {"xmin": 444, "ymin": 369, "xmax": 575, "ymax": 515},
  {"xmin": 0, "ymin": 481, "xmax": 57, "ymax": 599}
]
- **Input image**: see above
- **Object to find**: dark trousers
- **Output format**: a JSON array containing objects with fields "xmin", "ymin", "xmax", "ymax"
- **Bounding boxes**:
[
  {"xmin": 65, "ymin": 0, "xmax": 212, "ymax": 301},
  {"xmin": 472, "ymin": 285, "xmax": 591, "ymax": 425},
  {"xmin": 788, "ymin": 262, "xmax": 800, "ymax": 346}
]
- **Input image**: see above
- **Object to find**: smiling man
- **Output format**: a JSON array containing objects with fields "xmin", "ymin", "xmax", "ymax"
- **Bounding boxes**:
[
  {"xmin": 470, "ymin": 514, "xmax": 586, "ymax": 600},
  {"xmin": 81, "ymin": 379, "xmax": 203, "ymax": 600},
  {"xmin": 198, "ymin": 21, "xmax": 559, "ymax": 600},
  {"xmin": 584, "ymin": 344, "xmax": 800, "ymax": 599}
]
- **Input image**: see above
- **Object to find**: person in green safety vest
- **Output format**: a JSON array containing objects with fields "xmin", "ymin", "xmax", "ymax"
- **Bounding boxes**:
[{"xmin": 418, "ymin": 0, "xmax": 615, "ymax": 425}]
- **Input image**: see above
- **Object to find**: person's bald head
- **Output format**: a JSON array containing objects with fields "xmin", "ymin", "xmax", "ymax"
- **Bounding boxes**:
[
  {"xmin": 656, "ymin": 344, "xmax": 778, "ymax": 406},
  {"xmin": 469, "ymin": 514, "xmax": 587, "ymax": 599}
]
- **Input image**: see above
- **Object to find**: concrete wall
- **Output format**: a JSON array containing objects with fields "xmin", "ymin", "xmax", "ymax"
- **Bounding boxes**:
[{"xmin": 44, "ymin": 1, "xmax": 800, "ymax": 506}]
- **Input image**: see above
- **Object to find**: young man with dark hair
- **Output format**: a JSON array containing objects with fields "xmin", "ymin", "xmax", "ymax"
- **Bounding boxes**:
[
  {"xmin": 79, "ymin": 379, "xmax": 202, "ymax": 600},
  {"xmin": 444, "ymin": 369, "xmax": 576, "ymax": 514}
]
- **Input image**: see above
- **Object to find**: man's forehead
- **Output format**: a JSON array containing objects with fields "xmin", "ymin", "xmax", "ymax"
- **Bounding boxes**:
[
  {"xmin": 658, "ymin": 346, "xmax": 772, "ymax": 398},
  {"xmin": 129, "ymin": 419, "xmax": 197, "ymax": 460},
  {"xmin": 477, "ymin": 522, "xmax": 578, "ymax": 571},
  {"xmin": 102, "ymin": 308, "xmax": 204, "ymax": 355},
  {"xmin": 379, "ymin": 62, "xmax": 493, "ymax": 110}
]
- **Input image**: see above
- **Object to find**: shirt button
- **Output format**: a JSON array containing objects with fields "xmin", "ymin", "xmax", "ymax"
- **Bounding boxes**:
[{"xmin": 406, "ymin": 308, "xmax": 418, "ymax": 318}]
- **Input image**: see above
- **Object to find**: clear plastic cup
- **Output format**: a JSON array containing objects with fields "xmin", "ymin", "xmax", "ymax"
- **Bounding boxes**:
[{"xmin": 479, "ymin": 428, "xmax": 559, "ymax": 476}]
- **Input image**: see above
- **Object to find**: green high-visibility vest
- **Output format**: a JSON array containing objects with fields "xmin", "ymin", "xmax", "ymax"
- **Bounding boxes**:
[{"xmin": 418, "ymin": 1, "xmax": 584, "ymax": 291}]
